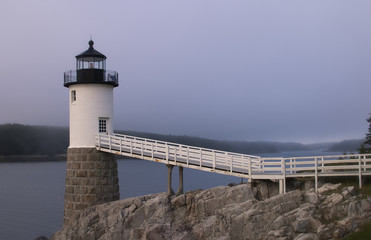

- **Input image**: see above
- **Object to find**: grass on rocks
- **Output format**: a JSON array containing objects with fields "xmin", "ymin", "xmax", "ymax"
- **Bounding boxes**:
[
  {"xmin": 320, "ymin": 176, "xmax": 371, "ymax": 198},
  {"xmin": 342, "ymin": 221, "xmax": 371, "ymax": 240}
]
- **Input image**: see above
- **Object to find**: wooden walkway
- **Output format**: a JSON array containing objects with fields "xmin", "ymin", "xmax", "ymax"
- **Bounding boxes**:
[{"xmin": 96, "ymin": 133, "xmax": 371, "ymax": 193}]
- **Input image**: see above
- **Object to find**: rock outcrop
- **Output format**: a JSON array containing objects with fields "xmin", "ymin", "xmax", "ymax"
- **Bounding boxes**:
[{"xmin": 51, "ymin": 182, "xmax": 371, "ymax": 240}]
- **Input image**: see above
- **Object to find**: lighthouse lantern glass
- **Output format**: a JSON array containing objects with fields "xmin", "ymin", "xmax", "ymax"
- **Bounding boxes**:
[{"xmin": 77, "ymin": 57, "xmax": 106, "ymax": 70}]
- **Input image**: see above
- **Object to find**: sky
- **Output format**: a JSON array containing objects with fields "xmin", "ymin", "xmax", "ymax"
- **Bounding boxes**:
[{"xmin": 1, "ymin": 1, "xmax": 371, "ymax": 144}]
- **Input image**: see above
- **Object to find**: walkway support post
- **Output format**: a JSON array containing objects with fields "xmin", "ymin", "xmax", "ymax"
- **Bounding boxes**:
[
  {"xmin": 279, "ymin": 180, "xmax": 283, "ymax": 194},
  {"xmin": 176, "ymin": 166, "xmax": 184, "ymax": 195},
  {"xmin": 279, "ymin": 158, "xmax": 286, "ymax": 194},
  {"xmin": 359, "ymin": 156, "xmax": 362, "ymax": 189},
  {"xmin": 167, "ymin": 165, "xmax": 175, "ymax": 195},
  {"xmin": 315, "ymin": 157, "xmax": 318, "ymax": 193}
]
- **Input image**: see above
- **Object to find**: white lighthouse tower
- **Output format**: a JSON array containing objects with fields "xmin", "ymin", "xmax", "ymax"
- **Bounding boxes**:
[
  {"xmin": 64, "ymin": 40, "xmax": 118, "ymax": 146},
  {"xmin": 63, "ymin": 40, "xmax": 120, "ymax": 227}
]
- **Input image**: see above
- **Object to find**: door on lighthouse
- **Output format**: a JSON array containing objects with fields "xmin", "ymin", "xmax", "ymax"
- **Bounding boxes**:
[{"xmin": 99, "ymin": 118, "xmax": 109, "ymax": 133}]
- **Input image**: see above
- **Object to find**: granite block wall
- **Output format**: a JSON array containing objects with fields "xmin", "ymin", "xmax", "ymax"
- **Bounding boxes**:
[{"xmin": 63, "ymin": 147, "xmax": 119, "ymax": 227}]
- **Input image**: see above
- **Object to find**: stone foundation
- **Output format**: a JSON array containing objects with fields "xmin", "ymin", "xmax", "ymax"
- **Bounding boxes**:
[{"xmin": 63, "ymin": 147, "xmax": 119, "ymax": 228}]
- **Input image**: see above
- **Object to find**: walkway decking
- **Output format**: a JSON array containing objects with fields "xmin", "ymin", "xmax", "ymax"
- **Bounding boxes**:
[{"xmin": 96, "ymin": 133, "xmax": 371, "ymax": 193}]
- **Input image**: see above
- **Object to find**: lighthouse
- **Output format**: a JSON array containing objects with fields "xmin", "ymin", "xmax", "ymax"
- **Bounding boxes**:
[{"xmin": 63, "ymin": 40, "xmax": 120, "ymax": 227}]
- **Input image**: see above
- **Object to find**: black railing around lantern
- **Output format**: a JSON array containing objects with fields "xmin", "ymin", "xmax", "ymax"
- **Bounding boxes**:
[{"xmin": 64, "ymin": 70, "xmax": 119, "ymax": 87}]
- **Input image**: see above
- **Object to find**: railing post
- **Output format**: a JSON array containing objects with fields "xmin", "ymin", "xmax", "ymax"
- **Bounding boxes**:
[
  {"xmin": 141, "ymin": 142, "xmax": 144, "ymax": 158},
  {"xmin": 243, "ymin": 155, "xmax": 246, "ymax": 170},
  {"xmin": 213, "ymin": 151, "xmax": 216, "ymax": 170},
  {"xmin": 314, "ymin": 157, "xmax": 318, "ymax": 193},
  {"xmin": 120, "ymin": 138, "xmax": 122, "ymax": 154},
  {"xmin": 200, "ymin": 149, "xmax": 202, "ymax": 167},
  {"xmin": 359, "ymin": 155, "xmax": 362, "ymax": 189},
  {"xmin": 249, "ymin": 158, "xmax": 252, "ymax": 180},
  {"xmin": 225, "ymin": 152, "xmax": 228, "ymax": 171},
  {"xmin": 166, "ymin": 143, "xmax": 169, "ymax": 164},
  {"xmin": 123, "ymin": 135, "xmax": 126, "ymax": 152},
  {"xmin": 151, "ymin": 143, "xmax": 154, "ymax": 160},
  {"xmin": 230, "ymin": 155, "xmax": 233, "ymax": 173},
  {"xmin": 175, "ymin": 147, "xmax": 177, "ymax": 163},
  {"xmin": 109, "ymin": 135, "xmax": 112, "ymax": 151},
  {"xmin": 281, "ymin": 158, "xmax": 286, "ymax": 193},
  {"xmin": 130, "ymin": 139, "xmax": 133, "ymax": 156},
  {"xmin": 97, "ymin": 134, "xmax": 100, "ymax": 149},
  {"xmin": 187, "ymin": 147, "xmax": 189, "ymax": 166},
  {"xmin": 321, "ymin": 157, "xmax": 324, "ymax": 173}
]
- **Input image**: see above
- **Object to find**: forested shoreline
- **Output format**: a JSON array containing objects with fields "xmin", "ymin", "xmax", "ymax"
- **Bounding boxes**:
[
  {"xmin": 0, "ymin": 124, "xmax": 69, "ymax": 156},
  {"xmin": 0, "ymin": 124, "xmax": 364, "ymax": 161}
]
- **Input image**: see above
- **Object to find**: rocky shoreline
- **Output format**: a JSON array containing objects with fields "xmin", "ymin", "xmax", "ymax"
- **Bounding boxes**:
[{"xmin": 51, "ymin": 181, "xmax": 371, "ymax": 240}]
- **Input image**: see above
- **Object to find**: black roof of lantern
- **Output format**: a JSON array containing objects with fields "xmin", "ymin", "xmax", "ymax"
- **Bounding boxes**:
[
  {"xmin": 75, "ymin": 40, "xmax": 107, "ymax": 59},
  {"xmin": 64, "ymin": 40, "xmax": 118, "ymax": 87}
]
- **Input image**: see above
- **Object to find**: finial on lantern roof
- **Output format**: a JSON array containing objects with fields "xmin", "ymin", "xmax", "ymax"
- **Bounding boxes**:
[
  {"xmin": 75, "ymin": 39, "xmax": 106, "ymax": 59},
  {"xmin": 89, "ymin": 36, "xmax": 94, "ymax": 48}
]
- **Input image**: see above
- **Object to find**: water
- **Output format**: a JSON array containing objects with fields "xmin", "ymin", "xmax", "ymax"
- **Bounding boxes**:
[
  {"xmin": 0, "ymin": 159, "xmax": 240, "ymax": 239},
  {"xmin": 0, "ymin": 150, "xmax": 342, "ymax": 240},
  {"xmin": 0, "ymin": 162, "xmax": 65, "ymax": 240}
]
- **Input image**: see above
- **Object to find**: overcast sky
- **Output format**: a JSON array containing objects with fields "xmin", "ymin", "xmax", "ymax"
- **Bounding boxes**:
[{"xmin": 1, "ymin": 1, "xmax": 371, "ymax": 143}]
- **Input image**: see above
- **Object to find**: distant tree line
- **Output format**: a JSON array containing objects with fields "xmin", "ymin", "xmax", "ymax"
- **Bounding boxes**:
[
  {"xmin": 0, "ymin": 124, "xmax": 363, "ymax": 157},
  {"xmin": 118, "ymin": 130, "xmax": 316, "ymax": 154},
  {"xmin": 0, "ymin": 124, "xmax": 68, "ymax": 156},
  {"xmin": 327, "ymin": 139, "xmax": 365, "ymax": 153}
]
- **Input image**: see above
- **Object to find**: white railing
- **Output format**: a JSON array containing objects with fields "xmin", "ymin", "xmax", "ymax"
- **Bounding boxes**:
[
  {"xmin": 96, "ymin": 133, "xmax": 371, "ymax": 192},
  {"xmin": 96, "ymin": 133, "xmax": 263, "ymax": 178}
]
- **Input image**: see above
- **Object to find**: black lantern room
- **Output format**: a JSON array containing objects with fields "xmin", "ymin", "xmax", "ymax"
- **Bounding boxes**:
[{"xmin": 64, "ymin": 40, "xmax": 119, "ymax": 87}]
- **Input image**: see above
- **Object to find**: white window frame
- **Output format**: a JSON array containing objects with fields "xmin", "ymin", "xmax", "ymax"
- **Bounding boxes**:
[
  {"xmin": 71, "ymin": 90, "xmax": 76, "ymax": 103},
  {"xmin": 99, "ymin": 118, "xmax": 108, "ymax": 133}
]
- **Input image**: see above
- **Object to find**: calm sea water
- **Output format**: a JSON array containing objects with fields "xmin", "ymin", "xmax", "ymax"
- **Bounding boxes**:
[{"xmin": 0, "ymin": 150, "xmax": 342, "ymax": 240}]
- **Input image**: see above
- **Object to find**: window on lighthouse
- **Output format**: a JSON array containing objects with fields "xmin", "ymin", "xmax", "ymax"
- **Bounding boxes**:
[
  {"xmin": 71, "ymin": 90, "xmax": 76, "ymax": 103},
  {"xmin": 99, "ymin": 118, "xmax": 108, "ymax": 133}
]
